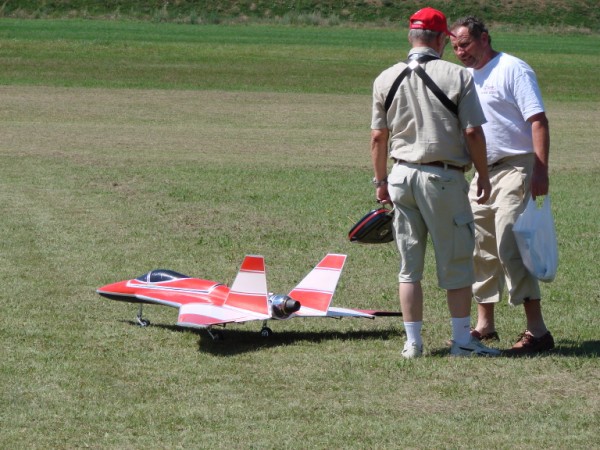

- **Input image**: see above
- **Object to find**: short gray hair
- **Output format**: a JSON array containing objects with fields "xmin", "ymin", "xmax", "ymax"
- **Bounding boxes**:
[{"xmin": 408, "ymin": 28, "xmax": 442, "ymax": 45}]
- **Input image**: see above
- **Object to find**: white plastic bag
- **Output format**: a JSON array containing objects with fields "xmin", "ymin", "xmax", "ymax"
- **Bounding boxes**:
[{"xmin": 513, "ymin": 195, "xmax": 558, "ymax": 282}]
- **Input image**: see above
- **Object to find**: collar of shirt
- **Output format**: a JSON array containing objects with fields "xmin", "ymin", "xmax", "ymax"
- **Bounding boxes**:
[{"xmin": 408, "ymin": 47, "xmax": 440, "ymax": 59}]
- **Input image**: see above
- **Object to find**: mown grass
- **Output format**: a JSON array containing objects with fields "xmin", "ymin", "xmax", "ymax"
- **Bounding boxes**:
[
  {"xmin": 0, "ymin": 20, "xmax": 599, "ymax": 449},
  {"xmin": 0, "ymin": 19, "xmax": 599, "ymax": 101}
]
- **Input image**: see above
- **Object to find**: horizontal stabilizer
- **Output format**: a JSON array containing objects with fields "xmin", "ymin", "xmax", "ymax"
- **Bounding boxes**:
[
  {"xmin": 326, "ymin": 306, "xmax": 376, "ymax": 318},
  {"xmin": 356, "ymin": 310, "xmax": 402, "ymax": 317}
]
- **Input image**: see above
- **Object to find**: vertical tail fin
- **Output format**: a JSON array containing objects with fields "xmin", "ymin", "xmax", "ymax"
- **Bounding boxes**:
[
  {"xmin": 288, "ymin": 254, "xmax": 347, "ymax": 315},
  {"xmin": 224, "ymin": 255, "xmax": 269, "ymax": 316}
]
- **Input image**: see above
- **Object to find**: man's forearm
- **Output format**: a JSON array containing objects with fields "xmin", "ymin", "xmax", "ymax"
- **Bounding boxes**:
[
  {"xmin": 463, "ymin": 126, "xmax": 489, "ymax": 178},
  {"xmin": 371, "ymin": 128, "xmax": 390, "ymax": 181},
  {"xmin": 531, "ymin": 116, "xmax": 550, "ymax": 169}
]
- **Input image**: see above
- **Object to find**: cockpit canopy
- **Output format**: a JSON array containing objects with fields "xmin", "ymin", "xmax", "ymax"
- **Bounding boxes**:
[{"xmin": 135, "ymin": 269, "xmax": 190, "ymax": 283}]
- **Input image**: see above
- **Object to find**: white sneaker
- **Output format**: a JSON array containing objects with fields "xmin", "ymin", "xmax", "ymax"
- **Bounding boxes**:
[
  {"xmin": 450, "ymin": 337, "xmax": 501, "ymax": 357},
  {"xmin": 401, "ymin": 341, "xmax": 423, "ymax": 359}
]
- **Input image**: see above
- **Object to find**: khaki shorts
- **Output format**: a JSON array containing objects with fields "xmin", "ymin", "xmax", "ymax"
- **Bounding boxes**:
[
  {"xmin": 388, "ymin": 163, "xmax": 475, "ymax": 290},
  {"xmin": 469, "ymin": 153, "xmax": 541, "ymax": 305}
]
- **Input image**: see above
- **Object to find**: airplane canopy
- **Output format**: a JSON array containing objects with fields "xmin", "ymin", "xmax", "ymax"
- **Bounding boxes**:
[{"xmin": 135, "ymin": 269, "xmax": 190, "ymax": 283}]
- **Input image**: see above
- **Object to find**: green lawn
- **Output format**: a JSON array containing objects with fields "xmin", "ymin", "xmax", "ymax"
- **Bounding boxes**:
[{"xmin": 0, "ymin": 19, "xmax": 598, "ymax": 449}]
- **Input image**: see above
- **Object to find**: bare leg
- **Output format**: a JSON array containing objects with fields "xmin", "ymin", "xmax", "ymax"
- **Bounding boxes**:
[
  {"xmin": 399, "ymin": 282, "xmax": 423, "ymax": 322},
  {"xmin": 524, "ymin": 299, "xmax": 548, "ymax": 336},
  {"xmin": 474, "ymin": 302, "xmax": 496, "ymax": 335},
  {"xmin": 447, "ymin": 286, "xmax": 472, "ymax": 318}
]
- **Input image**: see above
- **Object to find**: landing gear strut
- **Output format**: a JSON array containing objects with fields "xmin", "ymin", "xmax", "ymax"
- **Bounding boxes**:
[
  {"xmin": 207, "ymin": 328, "xmax": 224, "ymax": 341},
  {"xmin": 135, "ymin": 304, "xmax": 150, "ymax": 327}
]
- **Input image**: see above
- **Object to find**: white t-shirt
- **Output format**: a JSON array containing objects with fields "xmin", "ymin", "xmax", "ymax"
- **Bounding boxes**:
[{"xmin": 469, "ymin": 52, "xmax": 545, "ymax": 164}]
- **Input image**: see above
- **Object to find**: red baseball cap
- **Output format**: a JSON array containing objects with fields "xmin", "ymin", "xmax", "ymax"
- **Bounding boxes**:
[{"xmin": 409, "ymin": 7, "xmax": 455, "ymax": 37}]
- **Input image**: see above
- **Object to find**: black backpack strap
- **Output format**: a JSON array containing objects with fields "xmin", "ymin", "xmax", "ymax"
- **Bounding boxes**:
[
  {"xmin": 384, "ymin": 66, "xmax": 411, "ymax": 113},
  {"xmin": 384, "ymin": 55, "xmax": 458, "ymax": 116},
  {"xmin": 411, "ymin": 63, "xmax": 459, "ymax": 116}
]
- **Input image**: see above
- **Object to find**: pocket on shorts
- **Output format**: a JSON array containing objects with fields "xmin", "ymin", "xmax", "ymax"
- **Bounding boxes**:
[
  {"xmin": 388, "ymin": 165, "xmax": 410, "ymax": 204},
  {"xmin": 388, "ymin": 164, "xmax": 409, "ymax": 185},
  {"xmin": 453, "ymin": 211, "xmax": 475, "ymax": 260}
]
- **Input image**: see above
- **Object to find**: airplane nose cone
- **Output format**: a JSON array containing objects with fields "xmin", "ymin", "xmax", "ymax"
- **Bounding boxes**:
[{"xmin": 96, "ymin": 280, "xmax": 135, "ymax": 299}]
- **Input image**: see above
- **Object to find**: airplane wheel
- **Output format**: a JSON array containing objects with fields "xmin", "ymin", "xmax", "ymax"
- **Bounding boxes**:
[
  {"xmin": 260, "ymin": 327, "xmax": 273, "ymax": 338},
  {"xmin": 137, "ymin": 318, "xmax": 150, "ymax": 327}
]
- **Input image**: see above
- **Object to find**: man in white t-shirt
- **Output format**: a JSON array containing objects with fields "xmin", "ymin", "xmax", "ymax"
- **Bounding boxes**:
[{"xmin": 450, "ymin": 16, "xmax": 554, "ymax": 355}]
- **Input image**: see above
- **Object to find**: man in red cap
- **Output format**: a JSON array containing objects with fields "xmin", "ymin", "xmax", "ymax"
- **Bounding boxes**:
[{"xmin": 370, "ymin": 7, "xmax": 500, "ymax": 358}]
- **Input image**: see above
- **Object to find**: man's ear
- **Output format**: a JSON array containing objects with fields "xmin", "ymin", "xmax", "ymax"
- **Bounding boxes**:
[
  {"xmin": 481, "ymin": 31, "xmax": 490, "ymax": 45},
  {"xmin": 437, "ymin": 32, "xmax": 447, "ymax": 55}
]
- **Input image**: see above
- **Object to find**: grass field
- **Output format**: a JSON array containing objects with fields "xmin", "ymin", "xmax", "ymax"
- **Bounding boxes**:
[{"xmin": 1, "ymin": 19, "xmax": 599, "ymax": 448}]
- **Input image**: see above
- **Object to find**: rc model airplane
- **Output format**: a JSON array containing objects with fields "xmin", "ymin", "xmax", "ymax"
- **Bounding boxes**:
[{"xmin": 97, "ymin": 253, "xmax": 400, "ymax": 340}]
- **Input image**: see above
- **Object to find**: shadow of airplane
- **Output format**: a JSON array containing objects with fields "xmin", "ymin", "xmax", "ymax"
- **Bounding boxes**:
[
  {"xmin": 197, "ymin": 328, "xmax": 403, "ymax": 356},
  {"xmin": 123, "ymin": 319, "xmax": 403, "ymax": 356}
]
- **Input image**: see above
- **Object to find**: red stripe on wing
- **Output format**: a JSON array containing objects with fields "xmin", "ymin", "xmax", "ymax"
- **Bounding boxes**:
[{"xmin": 316, "ymin": 253, "xmax": 346, "ymax": 270}]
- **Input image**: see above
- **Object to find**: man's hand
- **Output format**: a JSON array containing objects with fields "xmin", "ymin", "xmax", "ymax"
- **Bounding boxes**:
[
  {"xmin": 531, "ymin": 159, "xmax": 549, "ymax": 200},
  {"xmin": 376, "ymin": 184, "xmax": 392, "ymax": 205},
  {"xmin": 476, "ymin": 175, "xmax": 491, "ymax": 204}
]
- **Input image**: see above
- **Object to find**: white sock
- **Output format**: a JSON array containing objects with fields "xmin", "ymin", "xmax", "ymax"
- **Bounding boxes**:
[
  {"xmin": 451, "ymin": 316, "xmax": 471, "ymax": 346},
  {"xmin": 404, "ymin": 321, "xmax": 423, "ymax": 347}
]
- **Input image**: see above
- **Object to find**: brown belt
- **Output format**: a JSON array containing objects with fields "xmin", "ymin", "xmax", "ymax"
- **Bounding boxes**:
[
  {"xmin": 393, "ymin": 159, "xmax": 465, "ymax": 172},
  {"xmin": 488, "ymin": 157, "xmax": 511, "ymax": 171}
]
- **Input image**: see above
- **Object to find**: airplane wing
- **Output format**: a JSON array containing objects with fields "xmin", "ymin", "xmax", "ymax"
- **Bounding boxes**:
[
  {"xmin": 177, "ymin": 255, "xmax": 270, "ymax": 328},
  {"xmin": 290, "ymin": 253, "xmax": 347, "ymax": 317},
  {"xmin": 177, "ymin": 303, "xmax": 270, "ymax": 328}
]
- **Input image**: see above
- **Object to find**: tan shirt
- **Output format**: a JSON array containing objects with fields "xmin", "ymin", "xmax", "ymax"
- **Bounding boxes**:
[{"xmin": 371, "ymin": 47, "xmax": 486, "ymax": 167}]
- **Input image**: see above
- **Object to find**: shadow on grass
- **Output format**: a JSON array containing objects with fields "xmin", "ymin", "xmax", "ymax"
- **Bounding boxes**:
[
  {"xmin": 122, "ymin": 319, "xmax": 402, "ymax": 355},
  {"xmin": 122, "ymin": 319, "xmax": 598, "ymax": 357},
  {"xmin": 197, "ymin": 328, "xmax": 402, "ymax": 356},
  {"xmin": 201, "ymin": 336, "xmax": 600, "ymax": 358},
  {"xmin": 427, "ymin": 339, "xmax": 600, "ymax": 358},
  {"xmin": 550, "ymin": 340, "xmax": 600, "ymax": 357}
]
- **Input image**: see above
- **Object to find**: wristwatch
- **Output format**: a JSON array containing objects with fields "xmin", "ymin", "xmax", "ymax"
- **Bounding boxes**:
[{"xmin": 372, "ymin": 177, "xmax": 388, "ymax": 187}]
